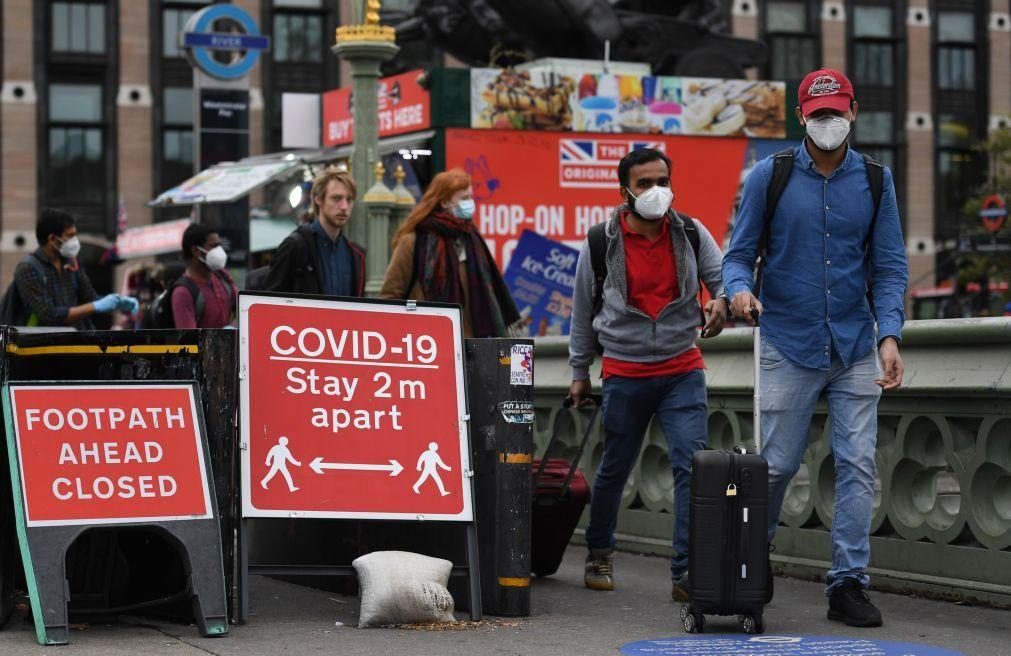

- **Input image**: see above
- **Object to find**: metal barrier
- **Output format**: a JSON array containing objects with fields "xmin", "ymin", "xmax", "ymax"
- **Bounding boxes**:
[{"xmin": 530, "ymin": 318, "xmax": 1011, "ymax": 607}]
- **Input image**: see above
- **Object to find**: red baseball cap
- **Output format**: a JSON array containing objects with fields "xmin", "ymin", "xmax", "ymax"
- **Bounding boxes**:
[{"xmin": 798, "ymin": 69, "xmax": 854, "ymax": 116}]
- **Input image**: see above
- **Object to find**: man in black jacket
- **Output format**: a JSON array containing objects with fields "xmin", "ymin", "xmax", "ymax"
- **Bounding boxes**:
[{"xmin": 260, "ymin": 167, "xmax": 366, "ymax": 296}]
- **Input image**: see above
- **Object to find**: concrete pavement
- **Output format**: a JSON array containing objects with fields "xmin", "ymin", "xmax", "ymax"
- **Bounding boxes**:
[{"xmin": 1, "ymin": 547, "xmax": 1009, "ymax": 655}]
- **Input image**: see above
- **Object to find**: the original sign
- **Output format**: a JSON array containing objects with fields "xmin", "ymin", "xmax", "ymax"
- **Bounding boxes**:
[
  {"xmin": 620, "ymin": 636, "xmax": 964, "ymax": 656},
  {"xmin": 322, "ymin": 70, "xmax": 431, "ymax": 147},
  {"xmin": 7, "ymin": 384, "xmax": 212, "ymax": 527},
  {"xmin": 239, "ymin": 294, "xmax": 472, "ymax": 521}
]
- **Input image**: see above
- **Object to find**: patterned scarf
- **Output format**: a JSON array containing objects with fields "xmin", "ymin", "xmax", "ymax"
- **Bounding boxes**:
[{"xmin": 414, "ymin": 212, "xmax": 520, "ymax": 338}]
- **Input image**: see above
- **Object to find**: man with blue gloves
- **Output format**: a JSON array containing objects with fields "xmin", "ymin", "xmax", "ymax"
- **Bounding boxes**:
[{"xmin": 12, "ymin": 208, "xmax": 138, "ymax": 329}]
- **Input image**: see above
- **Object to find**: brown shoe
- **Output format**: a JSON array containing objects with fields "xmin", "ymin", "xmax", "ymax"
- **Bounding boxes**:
[
  {"xmin": 671, "ymin": 573, "xmax": 690, "ymax": 602},
  {"xmin": 584, "ymin": 548, "xmax": 615, "ymax": 591}
]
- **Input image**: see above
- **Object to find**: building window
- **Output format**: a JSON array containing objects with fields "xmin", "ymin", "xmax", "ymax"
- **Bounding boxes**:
[
  {"xmin": 265, "ymin": 0, "xmax": 340, "ymax": 153},
  {"xmin": 936, "ymin": 11, "xmax": 975, "ymax": 90},
  {"xmin": 848, "ymin": 1, "xmax": 905, "ymax": 212},
  {"xmin": 932, "ymin": 1, "xmax": 987, "ymax": 240},
  {"xmin": 48, "ymin": 84, "xmax": 105, "ymax": 205},
  {"xmin": 162, "ymin": 87, "xmax": 194, "ymax": 188},
  {"xmin": 763, "ymin": 0, "xmax": 820, "ymax": 82},
  {"xmin": 273, "ymin": 13, "xmax": 324, "ymax": 63},
  {"xmin": 163, "ymin": 7, "xmax": 198, "ymax": 58},
  {"xmin": 51, "ymin": 2, "xmax": 106, "ymax": 54}
]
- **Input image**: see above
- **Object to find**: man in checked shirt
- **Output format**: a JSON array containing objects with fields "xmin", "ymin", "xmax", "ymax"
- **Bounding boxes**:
[{"xmin": 12, "ymin": 208, "xmax": 137, "ymax": 329}]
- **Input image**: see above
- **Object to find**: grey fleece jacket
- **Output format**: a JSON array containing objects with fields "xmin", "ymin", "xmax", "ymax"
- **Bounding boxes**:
[{"xmin": 569, "ymin": 205, "xmax": 726, "ymax": 380}]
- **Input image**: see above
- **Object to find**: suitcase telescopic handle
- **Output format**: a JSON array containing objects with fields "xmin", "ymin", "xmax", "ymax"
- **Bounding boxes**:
[
  {"xmin": 751, "ymin": 306, "xmax": 762, "ymax": 454},
  {"xmin": 534, "ymin": 394, "xmax": 603, "ymax": 492}
]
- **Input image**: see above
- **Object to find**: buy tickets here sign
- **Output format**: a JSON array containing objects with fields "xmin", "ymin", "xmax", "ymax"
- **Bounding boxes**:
[
  {"xmin": 8, "ymin": 385, "xmax": 212, "ymax": 527},
  {"xmin": 241, "ymin": 297, "xmax": 471, "ymax": 520},
  {"xmin": 322, "ymin": 69, "xmax": 431, "ymax": 147}
]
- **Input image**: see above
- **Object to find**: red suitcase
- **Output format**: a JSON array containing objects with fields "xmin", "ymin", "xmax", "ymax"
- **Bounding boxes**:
[{"xmin": 530, "ymin": 395, "xmax": 601, "ymax": 578}]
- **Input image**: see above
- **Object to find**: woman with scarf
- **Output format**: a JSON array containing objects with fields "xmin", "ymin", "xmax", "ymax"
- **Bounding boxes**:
[{"xmin": 379, "ymin": 168, "xmax": 521, "ymax": 338}]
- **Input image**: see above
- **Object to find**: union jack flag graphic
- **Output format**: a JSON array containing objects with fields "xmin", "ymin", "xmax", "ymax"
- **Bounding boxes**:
[{"xmin": 559, "ymin": 139, "xmax": 666, "ymax": 188}]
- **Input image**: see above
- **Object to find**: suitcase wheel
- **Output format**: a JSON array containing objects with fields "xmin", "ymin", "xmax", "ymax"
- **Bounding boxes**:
[
  {"xmin": 742, "ymin": 613, "xmax": 765, "ymax": 635},
  {"xmin": 681, "ymin": 606, "xmax": 705, "ymax": 633}
]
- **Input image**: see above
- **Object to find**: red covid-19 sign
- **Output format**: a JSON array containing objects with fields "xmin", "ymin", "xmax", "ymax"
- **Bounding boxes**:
[
  {"xmin": 239, "ymin": 295, "xmax": 472, "ymax": 521},
  {"xmin": 7, "ymin": 384, "xmax": 212, "ymax": 527}
]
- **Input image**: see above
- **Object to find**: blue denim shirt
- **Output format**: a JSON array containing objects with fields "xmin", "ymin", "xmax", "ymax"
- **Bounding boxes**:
[
  {"xmin": 723, "ymin": 143, "xmax": 908, "ymax": 370},
  {"xmin": 311, "ymin": 220, "xmax": 353, "ymax": 297}
]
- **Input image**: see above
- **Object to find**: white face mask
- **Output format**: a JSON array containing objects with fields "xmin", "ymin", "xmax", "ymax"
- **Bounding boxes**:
[
  {"xmin": 57, "ymin": 236, "xmax": 81, "ymax": 259},
  {"xmin": 200, "ymin": 246, "xmax": 228, "ymax": 271},
  {"xmin": 626, "ymin": 185, "xmax": 674, "ymax": 221},
  {"xmin": 452, "ymin": 198, "xmax": 476, "ymax": 220},
  {"xmin": 805, "ymin": 115, "xmax": 851, "ymax": 151}
]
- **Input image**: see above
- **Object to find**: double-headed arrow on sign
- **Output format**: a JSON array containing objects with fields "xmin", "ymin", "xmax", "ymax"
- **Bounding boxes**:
[{"xmin": 309, "ymin": 457, "xmax": 404, "ymax": 477}]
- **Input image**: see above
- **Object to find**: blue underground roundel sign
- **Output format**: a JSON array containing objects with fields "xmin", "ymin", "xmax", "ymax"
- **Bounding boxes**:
[
  {"xmin": 182, "ymin": 5, "xmax": 270, "ymax": 81},
  {"xmin": 621, "ymin": 635, "xmax": 964, "ymax": 656}
]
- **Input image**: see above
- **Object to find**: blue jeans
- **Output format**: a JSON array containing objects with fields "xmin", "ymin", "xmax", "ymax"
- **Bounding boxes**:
[
  {"xmin": 759, "ymin": 338, "xmax": 882, "ymax": 594},
  {"xmin": 585, "ymin": 370, "xmax": 708, "ymax": 579}
]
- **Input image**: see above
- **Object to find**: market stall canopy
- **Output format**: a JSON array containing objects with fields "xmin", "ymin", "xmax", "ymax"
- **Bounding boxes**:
[
  {"xmin": 250, "ymin": 217, "xmax": 299, "ymax": 253},
  {"xmin": 148, "ymin": 156, "xmax": 310, "ymax": 207},
  {"xmin": 115, "ymin": 218, "xmax": 192, "ymax": 259}
]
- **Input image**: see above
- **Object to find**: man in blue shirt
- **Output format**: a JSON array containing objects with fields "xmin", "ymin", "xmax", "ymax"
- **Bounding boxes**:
[
  {"xmin": 261, "ymin": 168, "xmax": 366, "ymax": 296},
  {"xmin": 723, "ymin": 68, "xmax": 908, "ymax": 628}
]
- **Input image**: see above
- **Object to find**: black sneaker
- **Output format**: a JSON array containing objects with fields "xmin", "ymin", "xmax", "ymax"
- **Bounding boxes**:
[
  {"xmin": 827, "ymin": 579, "xmax": 883, "ymax": 627},
  {"xmin": 671, "ymin": 573, "xmax": 690, "ymax": 602}
]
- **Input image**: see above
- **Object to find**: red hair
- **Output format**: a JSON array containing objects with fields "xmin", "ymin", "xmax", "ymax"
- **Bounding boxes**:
[{"xmin": 392, "ymin": 168, "xmax": 472, "ymax": 247}]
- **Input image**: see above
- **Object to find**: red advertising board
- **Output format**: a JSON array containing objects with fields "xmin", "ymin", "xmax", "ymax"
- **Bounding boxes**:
[
  {"xmin": 239, "ymin": 295, "xmax": 472, "ymax": 521},
  {"xmin": 6, "ymin": 384, "xmax": 212, "ymax": 527},
  {"xmin": 322, "ymin": 69, "xmax": 431, "ymax": 147},
  {"xmin": 445, "ymin": 128, "xmax": 754, "ymax": 267}
]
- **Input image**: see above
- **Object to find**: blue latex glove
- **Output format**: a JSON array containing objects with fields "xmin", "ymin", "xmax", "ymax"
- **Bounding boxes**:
[
  {"xmin": 116, "ymin": 295, "xmax": 140, "ymax": 314},
  {"xmin": 92, "ymin": 293, "xmax": 120, "ymax": 313}
]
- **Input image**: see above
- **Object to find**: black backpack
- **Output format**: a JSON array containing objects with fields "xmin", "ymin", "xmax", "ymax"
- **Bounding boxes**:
[
  {"xmin": 245, "ymin": 226, "xmax": 314, "ymax": 291},
  {"xmin": 0, "ymin": 255, "xmax": 54, "ymax": 326},
  {"xmin": 147, "ymin": 271, "xmax": 233, "ymax": 329},
  {"xmin": 755, "ymin": 148, "xmax": 884, "ymax": 295},
  {"xmin": 588, "ymin": 214, "xmax": 703, "ymax": 320}
]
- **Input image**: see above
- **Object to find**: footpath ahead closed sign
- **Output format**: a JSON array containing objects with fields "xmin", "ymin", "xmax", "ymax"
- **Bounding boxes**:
[
  {"xmin": 239, "ymin": 294, "xmax": 473, "ymax": 521},
  {"xmin": 8, "ymin": 384, "xmax": 213, "ymax": 526}
]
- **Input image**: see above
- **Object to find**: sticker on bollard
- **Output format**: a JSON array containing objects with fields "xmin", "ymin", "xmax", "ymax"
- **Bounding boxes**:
[
  {"xmin": 620, "ymin": 635, "xmax": 965, "ymax": 655},
  {"xmin": 3, "ymin": 382, "xmax": 229, "ymax": 645}
]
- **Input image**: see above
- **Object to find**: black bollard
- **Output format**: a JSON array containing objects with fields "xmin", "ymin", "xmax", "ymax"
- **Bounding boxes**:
[{"xmin": 465, "ymin": 338, "xmax": 534, "ymax": 617}]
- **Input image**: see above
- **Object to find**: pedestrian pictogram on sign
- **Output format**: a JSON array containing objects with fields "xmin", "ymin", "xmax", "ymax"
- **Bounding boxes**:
[
  {"xmin": 239, "ymin": 294, "xmax": 473, "ymax": 521},
  {"xmin": 7, "ymin": 384, "xmax": 213, "ymax": 527}
]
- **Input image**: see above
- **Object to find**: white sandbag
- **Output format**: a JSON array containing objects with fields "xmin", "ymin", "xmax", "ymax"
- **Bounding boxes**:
[{"xmin": 352, "ymin": 550, "xmax": 457, "ymax": 627}]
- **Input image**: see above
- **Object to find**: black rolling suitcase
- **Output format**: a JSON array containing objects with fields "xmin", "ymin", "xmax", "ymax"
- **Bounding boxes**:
[{"xmin": 681, "ymin": 315, "xmax": 769, "ymax": 634}]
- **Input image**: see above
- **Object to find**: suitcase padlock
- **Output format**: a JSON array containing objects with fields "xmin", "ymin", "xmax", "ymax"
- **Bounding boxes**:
[{"xmin": 726, "ymin": 484, "xmax": 738, "ymax": 497}]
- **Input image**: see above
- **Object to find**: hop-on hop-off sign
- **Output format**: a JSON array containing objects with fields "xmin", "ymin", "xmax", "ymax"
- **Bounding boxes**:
[
  {"xmin": 8, "ymin": 384, "xmax": 212, "ymax": 526},
  {"xmin": 239, "ymin": 294, "xmax": 473, "ymax": 521}
]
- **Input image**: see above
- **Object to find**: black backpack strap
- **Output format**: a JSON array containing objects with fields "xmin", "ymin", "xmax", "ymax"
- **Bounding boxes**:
[
  {"xmin": 680, "ymin": 214, "xmax": 702, "ymax": 266},
  {"xmin": 677, "ymin": 214, "xmax": 706, "ymax": 327},
  {"xmin": 293, "ymin": 225, "xmax": 319, "ymax": 291},
  {"xmin": 175, "ymin": 277, "xmax": 204, "ymax": 325},
  {"xmin": 862, "ymin": 154, "xmax": 885, "ymax": 249},
  {"xmin": 756, "ymin": 147, "xmax": 796, "ymax": 295},
  {"xmin": 587, "ymin": 222, "xmax": 608, "ymax": 318},
  {"xmin": 212, "ymin": 270, "xmax": 236, "ymax": 319}
]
